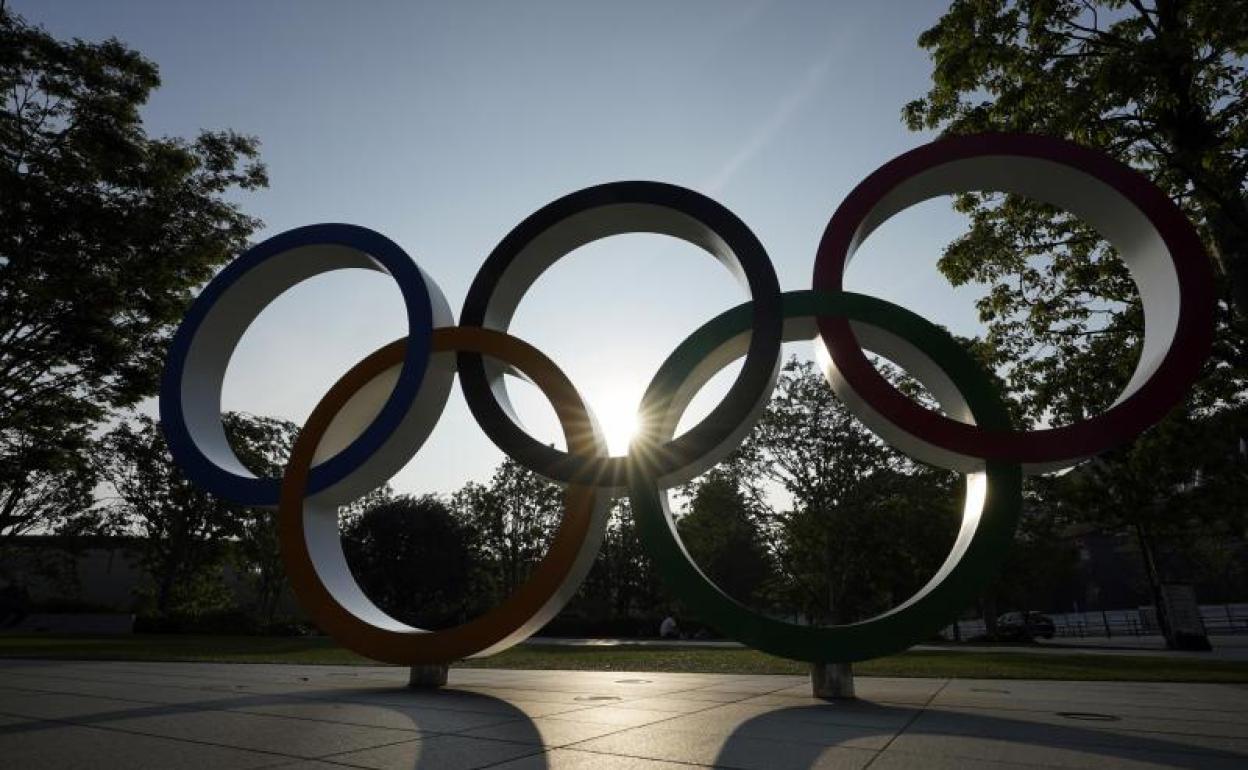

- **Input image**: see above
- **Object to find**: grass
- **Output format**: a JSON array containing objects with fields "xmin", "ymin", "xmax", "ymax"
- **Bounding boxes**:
[{"xmin": 2, "ymin": 634, "xmax": 1246, "ymax": 683}]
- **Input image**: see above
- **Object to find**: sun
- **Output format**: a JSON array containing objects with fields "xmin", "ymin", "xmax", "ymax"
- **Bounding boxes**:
[{"xmin": 594, "ymin": 391, "xmax": 641, "ymax": 457}]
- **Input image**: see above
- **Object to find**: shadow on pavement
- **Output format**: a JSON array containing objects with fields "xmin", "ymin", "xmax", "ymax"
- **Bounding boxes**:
[
  {"xmin": 0, "ymin": 672, "xmax": 548, "ymax": 769},
  {"xmin": 713, "ymin": 701, "xmax": 1247, "ymax": 769}
]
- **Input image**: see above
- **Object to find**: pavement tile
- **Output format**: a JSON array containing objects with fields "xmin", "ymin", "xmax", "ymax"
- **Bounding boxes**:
[
  {"xmin": 544, "ymin": 706, "xmax": 680, "ymax": 727},
  {"xmin": 0, "ymin": 671, "xmax": 228, "ymax": 705},
  {"xmin": 320, "ymin": 734, "xmax": 541, "ymax": 769},
  {"xmin": 98, "ymin": 707, "xmax": 423, "ymax": 759},
  {"xmin": 906, "ymin": 707, "xmax": 1248, "ymax": 755},
  {"xmin": 922, "ymin": 703, "xmax": 1248, "ymax": 740},
  {"xmin": 689, "ymin": 682, "xmax": 791, "ymax": 696},
  {"xmin": 885, "ymin": 732, "xmax": 1248, "ymax": 769},
  {"xmin": 928, "ymin": 695, "xmax": 1248, "ymax": 727},
  {"xmin": 451, "ymin": 686, "xmax": 617, "ymax": 705},
  {"xmin": 852, "ymin": 678, "xmax": 949, "ymax": 705},
  {"xmin": 607, "ymin": 695, "xmax": 727, "ymax": 713},
  {"xmin": 0, "ymin": 719, "xmax": 290, "ymax": 769},
  {"xmin": 0, "ymin": 688, "xmax": 162, "ymax": 722},
  {"xmin": 227, "ymin": 699, "xmax": 465, "ymax": 733},
  {"xmin": 636, "ymin": 688, "xmax": 747, "ymax": 703},
  {"xmin": 663, "ymin": 711, "xmax": 893, "ymax": 749},
  {"xmin": 933, "ymin": 680, "xmax": 1248, "ymax": 715},
  {"xmin": 569, "ymin": 725, "xmax": 877, "ymax": 769},
  {"xmin": 296, "ymin": 687, "xmax": 580, "ymax": 718},
  {"xmin": 247, "ymin": 758, "xmax": 356, "ymax": 763},
  {"xmin": 867, "ymin": 750, "xmax": 1068, "ymax": 769},
  {"xmin": 699, "ymin": 700, "xmax": 919, "ymax": 729},
  {"xmin": 0, "ymin": 663, "xmax": 328, "ymax": 699},
  {"xmin": 459, "ymin": 716, "xmax": 629, "ymax": 746},
  {"xmin": 576, "ymin": 717, "xmax": 891, "ymax": 751},
  {"xmin": 491, "ymin": 747, "xmax": 723, "ymax": 768}
]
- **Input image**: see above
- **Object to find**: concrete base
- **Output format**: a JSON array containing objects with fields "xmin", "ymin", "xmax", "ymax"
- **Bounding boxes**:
[
  {"xmin": 810, "ymin": 662, "xmax": 855, "ymax": 699},
  {"xmin": 407, "ymin": 664, "xmax": 449, "ymax": 688}
]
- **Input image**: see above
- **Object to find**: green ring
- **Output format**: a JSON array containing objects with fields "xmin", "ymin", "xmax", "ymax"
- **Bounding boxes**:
[{"xmin": 628, "ymin": 290, "xmax": 1022, "ymax": 663}]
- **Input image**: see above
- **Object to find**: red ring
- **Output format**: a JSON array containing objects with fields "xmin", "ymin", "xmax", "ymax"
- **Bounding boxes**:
[{"xmin": 813, "ymin": 133, "xmax": 1214, "ymax": 468}]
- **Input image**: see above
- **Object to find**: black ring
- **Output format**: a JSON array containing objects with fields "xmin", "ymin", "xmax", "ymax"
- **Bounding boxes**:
[{"xmin": 458, "ymin": 181, "xmax": 782, "ymax": 488}]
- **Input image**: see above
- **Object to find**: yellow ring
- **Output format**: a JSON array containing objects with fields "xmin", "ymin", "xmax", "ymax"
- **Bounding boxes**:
[{"xmin": 278, "ymin": 327, "xmax": 604, "ymax": 664}]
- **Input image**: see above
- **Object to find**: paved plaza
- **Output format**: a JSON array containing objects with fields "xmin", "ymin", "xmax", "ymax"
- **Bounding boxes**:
[{"xmin": 0, "ymin": 659, "xmax": 1245, "ymax": 769}]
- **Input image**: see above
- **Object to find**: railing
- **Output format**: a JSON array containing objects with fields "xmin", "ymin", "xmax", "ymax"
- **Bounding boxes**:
[{"xmin": 940, "ymin": 603, "xmax": 1248, "ymax": 640}]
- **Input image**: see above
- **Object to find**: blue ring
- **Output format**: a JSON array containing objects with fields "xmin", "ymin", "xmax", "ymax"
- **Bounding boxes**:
[{"xmin": 159, "ymin": 223, "xmax": 436, "ymax": 507}]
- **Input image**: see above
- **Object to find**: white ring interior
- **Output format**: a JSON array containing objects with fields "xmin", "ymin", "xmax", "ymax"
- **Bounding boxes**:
[
  {"xmin": 655, "ymin": 316, "xmax": 987, "ymax": 623},
  {"xmin": 831, "ymin": 155, "xmax": 1177, "ymax": 474},
  {"xmin": 480, "ymin": 203, "xmax": 778, "ymax": 485},
  {"xmin": 300, "ymin": 354, "xmax": 611, "ymax": 656},
  {"xmin": 180, "ymin": 244, "xmax": 452, "ymax": 505}
]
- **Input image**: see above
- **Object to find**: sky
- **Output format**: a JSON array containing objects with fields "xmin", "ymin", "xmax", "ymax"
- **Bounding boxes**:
[{"xmin": 18, "ymin": 0, "xmax": 991, "ymax": 498}]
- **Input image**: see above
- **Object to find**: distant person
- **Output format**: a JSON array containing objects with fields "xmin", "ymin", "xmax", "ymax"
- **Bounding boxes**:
[
  {"xmin": 0, "ymin": 583, "xmax": 30, "ymax": 628},
  {"xmin": 659, "ymin": 615, "xmax": 679, "ymax": 639}
]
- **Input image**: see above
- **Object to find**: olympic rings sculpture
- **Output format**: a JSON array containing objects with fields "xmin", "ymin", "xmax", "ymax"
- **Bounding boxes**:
[{"xmin": 160, "ymin": 134, "xmax": 1213, "ymax": 665}]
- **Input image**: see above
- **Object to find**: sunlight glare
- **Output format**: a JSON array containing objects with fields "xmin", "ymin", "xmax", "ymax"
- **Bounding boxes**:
[{"xmin": 594, "ymin": 390, "xmax": 641, "ymax": 457}]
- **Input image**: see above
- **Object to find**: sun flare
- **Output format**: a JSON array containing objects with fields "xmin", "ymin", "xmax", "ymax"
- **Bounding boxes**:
[{"xmin": 594, "ymin": 391, "xmax": 641, "ymax": 457}]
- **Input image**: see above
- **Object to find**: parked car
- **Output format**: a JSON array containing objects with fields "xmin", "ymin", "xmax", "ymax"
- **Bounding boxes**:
[{"xmin": 996, "ymin": 611, "xmax": 1056, "ymax": 640}]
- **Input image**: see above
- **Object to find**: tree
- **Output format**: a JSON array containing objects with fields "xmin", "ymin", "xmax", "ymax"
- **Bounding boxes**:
[
  {"xmin": 727, "ymin": 359, "xmax": 961, "ymax": 625},
  {"xmin": 676, "ymin": 468, "xmax": 776, "ymax": 610},
  {"xmin": 0, "ymin": 6, "xmax": 266, "ymax": 543},
  {"xmin": 343, "ymin": 495, "xmax": 478, "ymax": 628},
  {"xmin": 105, "ymin": 415, "xmax": 240, "ymax": 616},
  {"xmin": 0, "ymin": 418, "xmax": 97, "ymax": 545},
  {"xmin": 104, "ymin": 412, "xmax": 299, "ymax": 619},
  {"xmin": 596, "ymin": 497, "xmax": 668, "ymax": 622},
  {"xmin": 210, "ymin": 413, "xmax": 400, "ymax": 627},
  {"xmin": 902, "ymin": 0, "xmax": 1247, "ymax": 431},
  {"xmin": 1052, "ymin": 405, "xmax": 1248, "ymax": 603},
  {"xmin": 452, "ymin": 458, "xmax": 562, "ymax": 601},
  {"xmin": 905, "ymin": 0, "xmax": 1248, "ymax": 643},
  {"xmin": 990, "ymin": 480, "xmax": 1082, "ymax": 620},
  {"xmin": 904, "ymin": 0, "xmax": 1247, "ymax": 330},
  {"xmin": 221, "ymin": 413, "xmax": 297, "ymax": 627},
  {"xmin": 562, "ymin": 497, "xmax": 670, "ymax": 635}
]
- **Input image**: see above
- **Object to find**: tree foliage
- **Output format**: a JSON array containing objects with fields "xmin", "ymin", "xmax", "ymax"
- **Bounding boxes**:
[
  {"xmin": 104, "ymin": 413, "xmax": 292, "ymax": 618},
  {"xmin": 343, "ymin": 495, "xmax": 478, "ymax": 629},
  {"xmin": 676, "ymin": 468, "xmax": 776, "ymax": 609},
  {"xmin": 904, "ymin": 1, "xmax": 1248, "ymax": 470},
  {"xmin": 720, "ymin": 359, "xmax": 962, "ymax": 625},
  {"xmin": 905, "ymin": 0, "xmax": 1246, "ymax": 422},
  {"xmin": 0, "ymin": 6, "xmax": 266, "ymax": 542},
  {"xmin": 452, "ymin": 458, "xmax": 561, "ymax": 600},
  {"xmin": 576, "ymin": 497, "xmax": 668, "ymax": 626},
  {"xmin": 905, "ymin": 0, "xmax": 1247, "ymax": 338},
  {"xmin": 106, "ymin": 415, "xmax": 237, "ymax": 616},
  {"xmin": 905, "ymin": 0, "xmax": 1248, "ymax": 622},
  {"xmin": 220, "ymin": 414, "xmax": 298, "ymax": 626}
]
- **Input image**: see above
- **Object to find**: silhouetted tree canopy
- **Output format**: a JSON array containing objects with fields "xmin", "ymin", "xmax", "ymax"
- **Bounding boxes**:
[
  {"xmin": 906, "ymin": 0, "xmax": 1247, "ymax": 338},
  {"xmin": 676, "ymin": 468, "xmax": 775, "ymax": 609},
  {"xmin": 343, "ymin": 495, "xmax": 476, "ymax": 629},
  {"xmin": 0, "ymin": 6, "xmax": 266, "ymax": 543},
  {"xmin": 708, "ymin": 359, "xmax": 962, "ymax": 625},
  {"xmin": 903, "ymin": 0, "xmax": 1246, "ymax": 441},
  {"xmin": 906, "ymin": 0, "xmax": 1248, "ymax": 636},
  {"xmin": 104, "ymin": 413, "xmax": 287, "ymax": 617},
  {"xmin": 452, "ymin": 458, "xmax": 561, "ymax": 600}
]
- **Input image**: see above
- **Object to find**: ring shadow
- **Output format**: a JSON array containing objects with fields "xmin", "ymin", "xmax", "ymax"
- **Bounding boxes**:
[
  {"xmin": 0, "ymin": 667, "xmax": 548, "ymax": 769},
  {"xmin": 710, "ymin": 700, "xmax": 1247, "ymax": 769},
  {"xmin": 4, "ymin": 662, "xmax": 1245, "ymax": 769}
]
